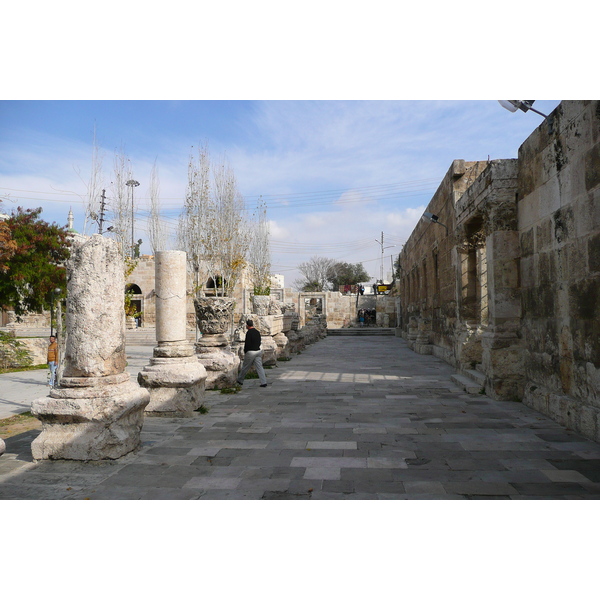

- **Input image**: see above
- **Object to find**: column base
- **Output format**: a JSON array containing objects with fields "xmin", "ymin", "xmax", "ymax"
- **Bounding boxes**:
[
  {"xmin": 31, "ymin": 378, "xmax": 149, "ymax": 461},
  {"xmin": 138, "ymin": 355, "xmax": 207, "ymax": 416}
]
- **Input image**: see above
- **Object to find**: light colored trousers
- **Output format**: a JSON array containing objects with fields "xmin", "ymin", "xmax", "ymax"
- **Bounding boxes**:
[
  {"xmin": 237, "ymin": 350, "xmax": 267, "ymax": 385},
  {"xmin": 48, "ymin": 361, "xmax": 57, "ymax": 387}
]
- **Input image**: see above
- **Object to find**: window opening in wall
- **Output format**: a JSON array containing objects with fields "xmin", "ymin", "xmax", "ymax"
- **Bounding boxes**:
[
  {"xmin": 206, "ymin": 276, "xmax": 226, "ymax": 295},
  {"xmin": 460, "ymin": 216, "xmax": 487, "ymax": 325}
]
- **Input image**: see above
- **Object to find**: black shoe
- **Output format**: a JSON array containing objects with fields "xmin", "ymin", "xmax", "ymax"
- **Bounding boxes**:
[{"xmin": 260, "ymin": 384, "xmax": 267, "ymax": 387}]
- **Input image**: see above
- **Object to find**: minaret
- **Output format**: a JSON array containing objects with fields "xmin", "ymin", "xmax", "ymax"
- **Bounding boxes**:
[{"xmin": 67, "ymin": 208, "xmax": 74, "ymax": 231}]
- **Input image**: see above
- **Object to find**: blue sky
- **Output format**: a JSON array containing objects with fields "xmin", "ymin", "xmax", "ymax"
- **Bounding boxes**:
[
  {"xmin": 1, "ymin": 1, "xmax": 591, "ymax": 287},
  {"xmin": 0, "ymin": 99, "xmax": 562, "ymax": 286}
]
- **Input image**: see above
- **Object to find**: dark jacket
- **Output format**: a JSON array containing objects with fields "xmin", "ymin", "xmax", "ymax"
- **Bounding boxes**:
[{"xmin": 244, "ymin": 327, "xmax": 262, "ymax": 353}]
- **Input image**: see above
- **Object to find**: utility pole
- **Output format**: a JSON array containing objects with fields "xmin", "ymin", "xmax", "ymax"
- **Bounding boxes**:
[
  {"xmin": 98, "ymin": 189, "xmax": 107, "ymax": 235},
  {"xmin": 375, "ymin": 231, "xmax": 395, "ymax": 283},
  {"xmin": 126, "ymin": 179, "xmax": 140, "ymax": 255}
]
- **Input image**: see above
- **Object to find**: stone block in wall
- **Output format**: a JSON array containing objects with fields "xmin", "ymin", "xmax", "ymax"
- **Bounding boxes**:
[
  {"xmin": 568, "ymin": 278, "xmax": 600, "ymax": 321},
  {"xmin": 520, "ymin": 227, "xmax": 534, "ymax": 257},
  {"xmin": 587, "ymin": 232, "xmax": 600, "ymax": 273},
  {"xmin": 584, "ymin": 141, "xmax": 600, "ymax": 192}
]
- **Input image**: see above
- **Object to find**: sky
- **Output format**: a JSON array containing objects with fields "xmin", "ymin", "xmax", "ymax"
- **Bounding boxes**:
[
  {"xmin": 1, "ymin": 2, "xmax": 591, "ymax": 289},
  {"xmin": 0, "ymin": 99, "xmax": 563, "ymax": 287}
]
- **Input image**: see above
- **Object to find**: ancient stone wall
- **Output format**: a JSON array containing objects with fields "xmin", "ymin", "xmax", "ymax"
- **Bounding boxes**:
[
  {"xmin": 397, "ymin": 160, "xmax": 489, "ymax": 361},
  {"xmin": 453, "ymin": 159, "xmax": 522, "ymax": 399},
  {"xmin": 396, "ymin": 101, "xmax": 600, "ymax": 442},
  {"xmin": 518, "ymin": 101, "xmax": 600, "ymax": 440}
]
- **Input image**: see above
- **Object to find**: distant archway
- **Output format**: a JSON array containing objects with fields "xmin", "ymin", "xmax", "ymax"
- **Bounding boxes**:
[
  {"xmin": 125, "ymin": 283, "xmax": 143, "ymax": 326},
  {"xmin": 206, "ymin": 276, "xmax": 226, "ymax": 295}
]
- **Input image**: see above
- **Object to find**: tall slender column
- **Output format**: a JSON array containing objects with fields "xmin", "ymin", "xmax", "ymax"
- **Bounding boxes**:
[{"xmin": 138, "ymin": 251, "xmax": 207, "ymax": 415}]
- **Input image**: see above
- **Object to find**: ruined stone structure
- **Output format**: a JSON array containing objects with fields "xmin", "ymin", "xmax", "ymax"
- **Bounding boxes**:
[
  {"xmin": 231, "ymin": 295, "xmax": 326, "ymax": 374},
  {"xmin": 137, "ymin": 251, "xmax": 207, "ymax": 416},
  {"xmin": 31, "ymin": 235, "xmax": 150, "ymax": 460},
  {"xmin": 194, "ymin": 296, "xmax": 240, "ymax": 389},
  {"xmin": 396, "ymin": 100, "xmax": 600, "ymax": 442}
]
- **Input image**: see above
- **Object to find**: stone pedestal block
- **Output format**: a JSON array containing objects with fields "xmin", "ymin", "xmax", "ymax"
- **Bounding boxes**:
[
  {"xmin": 256, "ymin": 314, "xmax": 284, "ymax": 336},
  {"xmin": 273, "ymin": 332, "xmax": 290, "ymax": 360},
  {"xmin": 285, "ymin": 330, "xmax": 305, "ymax": 354},
  {"xmin": 31, "ymin": 379, "xmax": 149, "ymax": 460},
  {"xmin": 195, "ymin": 335, "xmax": 240, "ymax": 389},
  {"xmin": 261, "ymin": 335, "xmax": 278, "ymax": 366},
  {"xmin": 138, "ymin": 353, "xmax": 207, "ymax": 417}
]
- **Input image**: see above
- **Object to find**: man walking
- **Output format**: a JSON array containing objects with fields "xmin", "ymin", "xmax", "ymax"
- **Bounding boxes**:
[{"xmin": 236, "ymin": 319, "xmax": 267, "ymax": 387}]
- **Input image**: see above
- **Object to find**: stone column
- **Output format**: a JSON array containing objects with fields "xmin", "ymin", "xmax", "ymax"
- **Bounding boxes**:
[
  {"xmin": 137, "ymin": 251, "xmax": 207, "ymax": 416},
  {"xmin": 31, "ymin": 235, "xmax": 150, "ymax": 461}
]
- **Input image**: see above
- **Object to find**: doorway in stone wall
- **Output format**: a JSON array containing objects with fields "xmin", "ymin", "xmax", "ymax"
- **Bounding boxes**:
[
  {"xmin": 304, "ymin": 296, "xmax": 323, "ymax": 318},
  {"xmin": 125, "ymin": 283, "xmax": 143, "ymax": 327}
]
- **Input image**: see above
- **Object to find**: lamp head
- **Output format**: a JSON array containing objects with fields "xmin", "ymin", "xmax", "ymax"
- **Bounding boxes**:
[
  {"xmin": 422, "ymin": 212, "xmax": 439, "ymax": 224},
  {"xmin": 498, "ymin": 100, "xmax": 536, "ymax": 113}
]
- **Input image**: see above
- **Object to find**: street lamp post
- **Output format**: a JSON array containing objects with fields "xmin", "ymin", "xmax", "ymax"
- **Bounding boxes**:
[
  {"xmin": 126, "ymin": 179, "xmax": 140, "ymax": 255},
  {"xmin": 375, "ymin": 232, "xmax": 396, "ymax": 284},
  {"xmin": 50, "ymin": 287, "xmax": 61, "ymax": 337}
]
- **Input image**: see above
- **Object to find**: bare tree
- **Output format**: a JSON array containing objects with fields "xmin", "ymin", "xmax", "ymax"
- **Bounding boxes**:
[
  {"xmin": 177, "ymin": 148, "xmax": 250, "ymax": 299},
  {"xmin": 248, "ymin": 197, "xmax": 271, "ymax": 295},
  {"xmin": 294, "ymin": 256, "xmax": 337, "ymax": 291},
  {"xmin": 204, "ymin": 158, "xmax": 250, "ymax": 297},
  {"xmin": 108, "ymin": 148, "xmax": 134, "ymax": 256},
  {"xmin": 147, "ymin": 160, "xmax": 168, "ymax": 253},
  {"xmin": 177, "ymin": 145, "xmax": 211, "ymax": 294},
  {"xmin": 80, "ymin": 125, "xmax": 105, "ymax": 235}
]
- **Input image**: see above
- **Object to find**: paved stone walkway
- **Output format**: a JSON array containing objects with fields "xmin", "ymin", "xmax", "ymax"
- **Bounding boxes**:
[{"xmin": 2, "ymin": 335, "xmax": 600, "ymax": 499}]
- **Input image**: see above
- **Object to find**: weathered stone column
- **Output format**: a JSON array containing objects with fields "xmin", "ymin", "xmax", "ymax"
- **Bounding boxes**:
[
  {"xmin": 137, "ymin": 251, "xmax": 207, "ymax": 416},
  {"xmin": 31, "ymin": 235, "xmax": 150, "ymax": 461}
]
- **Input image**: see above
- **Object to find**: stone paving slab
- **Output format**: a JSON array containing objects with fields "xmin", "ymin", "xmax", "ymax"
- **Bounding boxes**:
[{"xmin": 2, "ymin": 335, "xmax": 600, "ymax": 499}]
